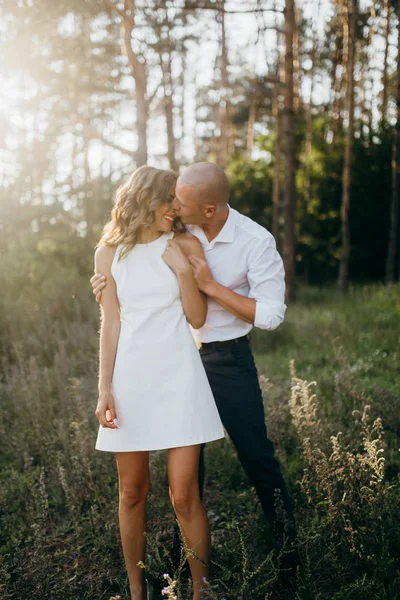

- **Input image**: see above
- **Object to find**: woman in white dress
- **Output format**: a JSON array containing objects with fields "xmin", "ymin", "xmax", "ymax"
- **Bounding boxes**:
[{"xmin": 93, "ymin": 165, "xmax": 224, "ymax": 600}]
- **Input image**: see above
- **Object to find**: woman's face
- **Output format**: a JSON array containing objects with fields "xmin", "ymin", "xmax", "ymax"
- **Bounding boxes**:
[{"xmin": 152, "ymin": 184, "xmax": 176, "ymax": 233}]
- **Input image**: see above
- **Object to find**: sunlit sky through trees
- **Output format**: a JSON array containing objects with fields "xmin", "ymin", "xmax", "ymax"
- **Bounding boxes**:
[{"xmin": 0, "ymin": 0, "xmax": 397, "ymax": 205}]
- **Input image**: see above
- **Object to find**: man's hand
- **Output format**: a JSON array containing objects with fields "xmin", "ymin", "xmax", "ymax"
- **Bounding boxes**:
[
  {"xmin": 188, "ymin": 254, "xmax": 216, "ymax": 294},
  {"xmin": 90, "ymin": 273, "xmax": 107, "ymax": 303},
  {"xmin": 162, "ymin": 240, "xmax": 191, "ymax": 276}
]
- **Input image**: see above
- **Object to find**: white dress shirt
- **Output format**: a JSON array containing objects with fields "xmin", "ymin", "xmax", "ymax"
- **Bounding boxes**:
[{"xmin": 187, "ymin": 206, "xmax": 287, "ymax": 343}]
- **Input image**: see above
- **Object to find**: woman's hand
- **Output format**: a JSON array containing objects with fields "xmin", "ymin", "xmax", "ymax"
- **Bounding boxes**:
[
  {"xmin": 162, "ymin": 239, "xmax": 190, "ymax": 276},
  {"xmin": 95, "ymin": 389, "xmax": 118, "ymax": 429}
]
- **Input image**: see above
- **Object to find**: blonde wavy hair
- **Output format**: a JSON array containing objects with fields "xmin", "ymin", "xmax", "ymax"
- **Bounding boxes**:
[{"xmin": 96, "ymin": 165, "xmax": 185, "ymax": 260}]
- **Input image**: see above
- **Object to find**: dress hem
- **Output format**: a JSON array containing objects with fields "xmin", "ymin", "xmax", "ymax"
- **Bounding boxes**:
[{"xmin": 95, "ymin": 432, "xmax": 225, "ymax": 453}]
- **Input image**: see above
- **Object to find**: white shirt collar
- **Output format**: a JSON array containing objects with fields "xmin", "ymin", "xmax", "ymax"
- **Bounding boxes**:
[{"xmin": 189, "ymin": 205, "xmax": 237, "ymax": 248}]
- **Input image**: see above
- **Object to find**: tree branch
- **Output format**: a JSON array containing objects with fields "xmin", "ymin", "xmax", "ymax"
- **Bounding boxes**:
[
  {"xmin": 82, "ymin": 121, "xmax": 133, "ymax": 157},
  {"xmin": 183, "ymin": 1, "xmax": 283, "ymax": 13},
  {"xmin": 148, "ymin": 81, "xmax": 163, "ymax": 105},
  {"xmin": 103, "ymin": 0, "xmax": 125, "ymax": 19}
]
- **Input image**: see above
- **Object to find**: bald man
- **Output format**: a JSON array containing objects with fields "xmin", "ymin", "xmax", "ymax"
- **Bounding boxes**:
[{"xmin": 90, "ymin": 162, "xmax": 298, "ymax": 575}]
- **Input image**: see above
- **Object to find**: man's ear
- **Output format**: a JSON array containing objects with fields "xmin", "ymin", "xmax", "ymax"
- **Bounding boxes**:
[{"xmin": 204, "ymin": 205, "xmax": 216, "ymax": 219}]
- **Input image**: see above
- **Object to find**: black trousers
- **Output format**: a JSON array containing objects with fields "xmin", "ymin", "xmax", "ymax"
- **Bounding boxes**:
[{"xmin": 173, "ymin": 336, "xmax": 296, "ymax": 554}]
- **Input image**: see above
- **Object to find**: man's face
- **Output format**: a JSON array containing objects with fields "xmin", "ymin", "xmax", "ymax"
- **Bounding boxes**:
[{"xmin": 172, "ymin": 183, "xmax": 206, "ymax": 225}]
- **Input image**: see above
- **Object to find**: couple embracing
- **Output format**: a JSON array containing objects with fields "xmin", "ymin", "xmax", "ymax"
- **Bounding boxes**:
[{"xmin": 91, "ymin": 162, "xmax": 298, "ymax": 600}]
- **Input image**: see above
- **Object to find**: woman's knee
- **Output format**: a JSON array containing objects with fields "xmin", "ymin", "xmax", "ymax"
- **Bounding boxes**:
[
  {"xmin": 170, "ymin": 484, "xmax": 200, "ymax": 519},
  {"xmin": 119, "ymin": 480, "xmax": 149, "ymax": 509}
]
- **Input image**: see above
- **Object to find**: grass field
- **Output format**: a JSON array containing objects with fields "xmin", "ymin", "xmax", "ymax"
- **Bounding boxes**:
[{"xmin": 1, "ymin": 265, "xmax": 399, "ymax": 599}]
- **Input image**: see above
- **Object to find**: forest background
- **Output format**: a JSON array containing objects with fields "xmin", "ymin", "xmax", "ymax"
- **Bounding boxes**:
[{"xmin": 1, "ymin": 1, "xmax": 400, "ymax": 599}]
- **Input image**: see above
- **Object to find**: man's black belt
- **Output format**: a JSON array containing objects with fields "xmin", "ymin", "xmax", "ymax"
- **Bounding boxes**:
[{"xmin": 200, "ymin": 333, "xmax": 251, "ymax": 352}]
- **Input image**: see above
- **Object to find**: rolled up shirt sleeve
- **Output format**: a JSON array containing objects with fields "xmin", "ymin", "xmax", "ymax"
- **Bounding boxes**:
[{"xmin": 246, "ymin": 234, "xmax": 287, "ymax": 330}]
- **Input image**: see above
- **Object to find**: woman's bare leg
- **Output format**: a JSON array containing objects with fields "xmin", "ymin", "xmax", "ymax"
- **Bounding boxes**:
[
  {"xmin": 116, "ymin": 451, "xmax": 150, "ymax": 600},
  {"xmin": 168, "ymin": 445, "xmax": 211, "ymax": 600}
]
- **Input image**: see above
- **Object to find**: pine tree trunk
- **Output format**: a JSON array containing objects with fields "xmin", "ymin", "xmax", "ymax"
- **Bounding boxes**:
[
  {"xmin": 293, "ymin": 3, "xmax": 301, "ymax": 112},
  {"xmin": 282, "ymin": 0, "xmax": 297, "ymax": 302},
  {"xmin": 330, "ymin": 28, "xmax": 342, "ymax": 139},
  {"xmin": 135, "ymin": 87, "xmax": 148, "ymax": 167},
  {"xmin": 247, "ymin": 99, "xmax": 256, "ymax": 157},
  {"xmin": 217, "ymin": 0, "xmax": 229, "ymax": 167},
  {"xmin": 122, "ymin": 4, "xmax": 148, "ymax": 166},
  {"xmin": 194, "ymin": 76, "xmax": 200, "ymax": 160},
  {"xmin": 360, "ymin": 67, "xmax": 368, "ymax": 135},
  {"xmin": 272, "ymin": 85, "xmax": 281, "ymax": 249},
  {"xmin": 180, "ymin": 49, "xmax": 187, "ymax": 163},
  {"xmin": 382, "ymin": 0, "xmax": 390, "ymax": 122},
  {"xmin": 105, "ymin": 0, "xmax": 148, "ymax": 166},
  {"xmin": 386, "ymin": 2, "xmax": 400, "ymax": 284},
  {"xmin": 338, "ymin": 0, "xmax": 357, "ymax": 294},
  {"xmin": 367, "ymin": 3, "xmax": 375, "ymax": 139},
  {"xmin": 165, "ymin": 95, "xmax": 178, "ymax": 171},
  {"xmin": 159, "ymin": 27, "xmax": 178, "ymax": 172},
  {"xmin": 303, "ymin": 5, "xmax": 318, "ymax": 205}
]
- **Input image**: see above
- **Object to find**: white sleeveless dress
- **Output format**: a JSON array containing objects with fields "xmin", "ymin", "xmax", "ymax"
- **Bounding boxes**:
[{"xmin": 95, "ymin": 231, "xmax": 225, "ymax": 452}]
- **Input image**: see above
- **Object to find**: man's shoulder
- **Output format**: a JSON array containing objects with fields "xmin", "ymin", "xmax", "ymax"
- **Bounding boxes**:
[{"xmin": 231, "ymin": 208, "xmax": 274, "ymax": 244}]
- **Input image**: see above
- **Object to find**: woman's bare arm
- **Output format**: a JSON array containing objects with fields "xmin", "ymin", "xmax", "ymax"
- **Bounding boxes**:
[
  {"xmin": 94, "ymin": 245, "xmax": 120, "ymax": 428},
  {"xmin": 162, "ymin": 234, "xmax": 208, "ymax": 329}
]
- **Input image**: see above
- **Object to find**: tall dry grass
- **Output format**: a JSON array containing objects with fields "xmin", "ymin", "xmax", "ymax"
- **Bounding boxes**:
[{"xmin": 1, "ymin": 245, "xmax": 399, "ymax": 598}]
